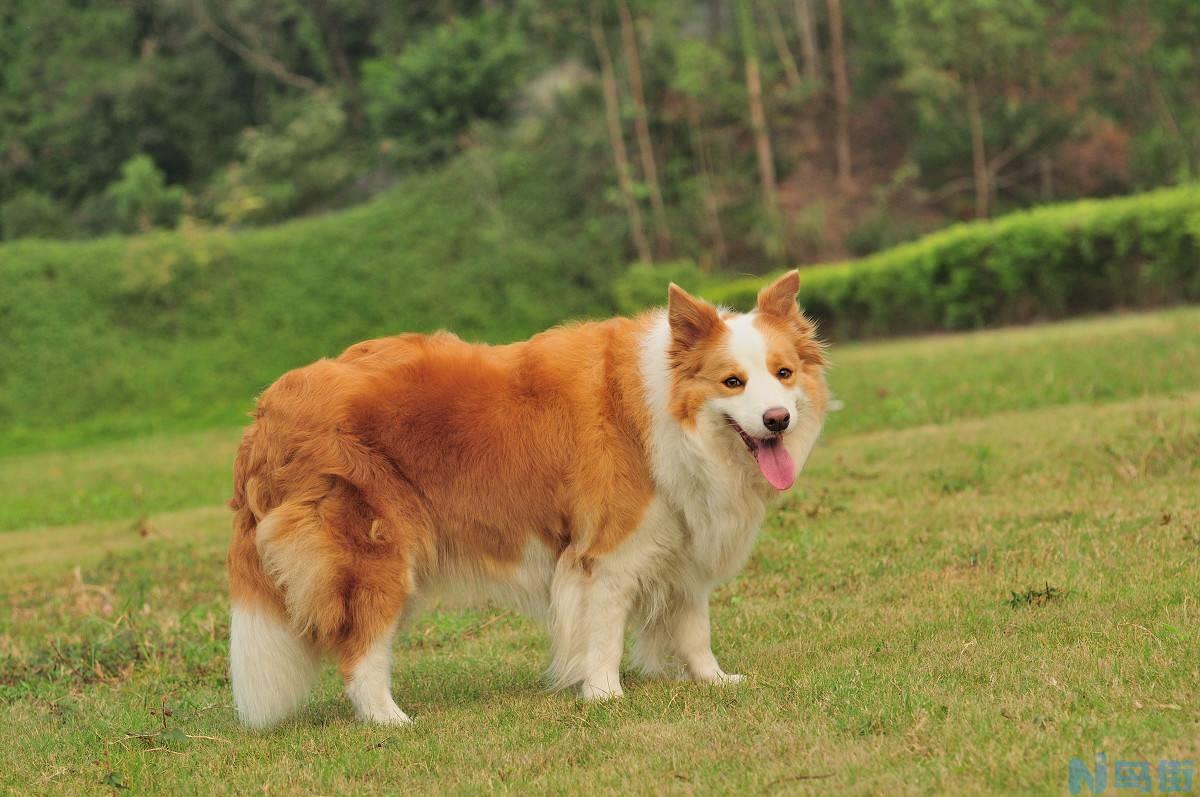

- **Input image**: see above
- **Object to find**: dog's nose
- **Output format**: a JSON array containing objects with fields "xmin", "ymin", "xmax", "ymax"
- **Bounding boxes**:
[{"xmin": 763, "ymin": 406, "xmax": 790, "ymax": 433}]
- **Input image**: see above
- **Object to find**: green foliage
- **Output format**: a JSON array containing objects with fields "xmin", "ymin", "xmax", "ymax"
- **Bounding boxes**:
[
  {"xmin": 204, "ymin": 93, "xmax": 356, "ymax": 225},
  {"xmin": 0, "ymin": 191, "xmax": 73, "ymax": 240},
  {"xmin": 701, "ymin": 186, "xmax": 1200, "ymax": 338},
  {"xmin": 843, "ymin": 205, "xmax": 919, "ymax": 257},
  {"xmin": 893, "ymin": 0, "xmax": 1046, "ymax": 106},
  {"xmin": 106, "ymin": 155, "xmax": 185, "ymax": 233},
  {"xmin": 612, "ymin": 260, "xmax": 706, "ymax": 313},
  {"xmin": 0, "ymin": 0, "xmax": 253, "ymax": 206},
  {"xmin": 0, "ymin": 0, "xmax": 1195, "ymax": 260},
  {"xmin": 362, "ymin": 13, "xmax": 525, "ymax": 165}
]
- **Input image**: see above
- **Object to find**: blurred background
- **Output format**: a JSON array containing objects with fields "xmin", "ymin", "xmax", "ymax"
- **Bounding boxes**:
[{"xmin": 0, "ymin": 0, "xmax": 1197, "ymax": 448}]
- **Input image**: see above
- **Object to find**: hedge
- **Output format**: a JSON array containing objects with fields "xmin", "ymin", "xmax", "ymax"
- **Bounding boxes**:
[{"xmin": 697, "ymin": 185, "xmax": 1200, "ymax": 340}]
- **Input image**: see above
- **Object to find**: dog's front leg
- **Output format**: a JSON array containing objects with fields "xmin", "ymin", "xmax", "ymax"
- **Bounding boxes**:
[
  {"xmin": 547, "ymin": 554, "xmax": 630, "ymax": 699},
  {"xmin": 578, "ymin": 581, "xmax": 630, "ymax": 700},
  {"xmin": 672, "ymin": 591, "xmax": 743, "ymax": 685}
]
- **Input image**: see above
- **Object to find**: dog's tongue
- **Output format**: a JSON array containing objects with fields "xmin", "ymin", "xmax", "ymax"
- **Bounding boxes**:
[{"xmin": 756, "ymin": 437, "xmax": 795, "ymax": 491}]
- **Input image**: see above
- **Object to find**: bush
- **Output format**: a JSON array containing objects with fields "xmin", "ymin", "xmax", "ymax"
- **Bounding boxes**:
[
  {"xmin": 613, "ymin": 261, "xmax": 707, "ymax": 314},
  {"xmin": 699, "ymin": 186, "xmax": 1200, "ymax": 340},
  {"xmin": 843, "ymin": 205, "xmax": 920, "ymax": 257},
  {"xmin": 204, "ymin": 93, "xmax": 356, "ymax": 226},
  {"xmin": 106, "ymin": 155, "xmax": 184, "ymax": 233},
  {"xmin": 362, "ymin": 13, "xmax": 524, "ymax": 165},
  {"xmin": 0, "ymin": 191, "xmax": 73, "ymax": 240}
]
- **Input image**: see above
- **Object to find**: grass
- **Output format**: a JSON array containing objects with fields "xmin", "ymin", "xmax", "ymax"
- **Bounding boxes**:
[{"xmin": 2, "ymin": 306, "xmax": 1199, "ymax": 794}]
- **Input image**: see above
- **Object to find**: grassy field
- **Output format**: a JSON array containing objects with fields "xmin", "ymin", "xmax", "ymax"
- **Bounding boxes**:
[{"xmin": 2, "ymin": 307, "xmax": 1198, "ymax": 794}]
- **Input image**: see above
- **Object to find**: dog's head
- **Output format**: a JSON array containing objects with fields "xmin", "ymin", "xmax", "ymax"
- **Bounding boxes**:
[{"xmin": 665, "ymin": 271, "xmax": 828, "ymax": 491}]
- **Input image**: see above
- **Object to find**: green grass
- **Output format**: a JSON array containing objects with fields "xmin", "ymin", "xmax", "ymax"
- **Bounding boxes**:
[{"xmin": 3, "ymin": 307, "xmax": 1199, "ymax": 794}]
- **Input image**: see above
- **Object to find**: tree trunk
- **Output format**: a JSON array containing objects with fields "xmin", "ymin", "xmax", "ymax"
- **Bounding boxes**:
[
  {"xmin": 589, "ymin": 7, "xmax": 652, "ymax": 264},
  {"xmin": 617, "ymin": 0, "xmax": 671, "ymax": 256},
  {"xmin": 759, "ymin": 0, "xmax": 803, "ymax": 92},
  {"xmin": 708, "ymin": 0, "xmax": 724, "ymax": 39},
  {"xmin": 1038, "ymin": 154, "xmax": 1053, "ymax": 203},
  {"xmin": 792, "ymin": 0, "xmax": 820, "ymax": 84},
  {"xmin": 686, "ymin": 97, "xmax": 727, "ymax": 266},
  {"xmin": 192, "ymin": 0, "xmax": 319, "ymax": 92},
  {"xmin": 825, "ymin": 0, "xmax": 852, "ymax": 191},
  {"xmin": 310, "ymin": 0, "xmax": 364, "ymax": 128},
  {"xmin": 965, "ymin": 76, "xmax": 990, "ymax": 218},
  {"xmin": 737, "ymin": 0, "xmax": 784, "ymax": 258}
]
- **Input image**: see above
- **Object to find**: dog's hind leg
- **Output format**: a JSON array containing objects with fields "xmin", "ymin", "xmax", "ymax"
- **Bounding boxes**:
[
  {"xmin": 577, "ymin": 574, "xmax": 632, "ymax": 700},
  {"xmin": 322, "ymin": 496, "xmax": 420, "ymax": 726},
  {"xmin": 629, "ymin": 607, "xmax": 679, "ymax": 679},
  {"xmin": 340, "ymin": 616, "xmax": 411, "ymax": 725},
  {"xmin": 254, "ymin": 477, "xmax": 420, "ymax": 726}
]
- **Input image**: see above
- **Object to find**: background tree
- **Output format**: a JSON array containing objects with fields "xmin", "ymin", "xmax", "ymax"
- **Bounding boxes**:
[
  {"xmin": 107, "ymin": 155, "xmax": 185, "ymax": 233},
  {"xmin": 590, "ymin": 1, "xmax": 652, "ymax": 263},
  {"xmin": 0, "ymin": 0, "xmax": 1191, "ymax": 266},
  {"xmin": 616, "ymin": 0, "xmax": 671, "ymax": 256},
  {"xmin": 825, "ymin": 0, "xmax": 852, "ymax": 191},
  {"xmin": 893, "ymin": 0, "xmax": 1047, "ymax": 218},
  {"xmin": 736, "ymin": 0, "xmax": 784, "ymax": 258},
  {"xmin": 792, "ymin": 0, "xmax": 821, "ymax": 85}
]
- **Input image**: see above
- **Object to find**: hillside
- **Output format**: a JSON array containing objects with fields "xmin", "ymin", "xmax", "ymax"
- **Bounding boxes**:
[
  {"xmin": 4, "ymin": 180, "xmax": 1200, "ymax": 454},
  {"xmin": 0, "ymin": 152, "xmax": 628, "ymax": 452}
]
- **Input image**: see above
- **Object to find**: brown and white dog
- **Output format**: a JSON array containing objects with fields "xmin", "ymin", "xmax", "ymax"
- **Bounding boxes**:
[{"xmin": 227, "ymin": 271, "xmax": 828, "ymax": 727}]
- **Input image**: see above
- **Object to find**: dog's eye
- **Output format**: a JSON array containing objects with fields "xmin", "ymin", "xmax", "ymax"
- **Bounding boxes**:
[
  {"xmin": 776, "ymin": 368, "xmax": 793, "ymax": 380},
  {"xmin": 723, "ymin": 376, "xmax": 743, "ymax": 389}
]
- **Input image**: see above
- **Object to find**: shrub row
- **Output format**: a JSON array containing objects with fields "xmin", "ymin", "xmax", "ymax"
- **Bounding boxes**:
[{"xmin": 620, "ymin": 186, "xmax": 1200, "ymax": 341}]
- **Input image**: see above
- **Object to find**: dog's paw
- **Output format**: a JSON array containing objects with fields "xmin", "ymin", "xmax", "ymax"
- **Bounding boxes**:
[
  {"xmin": 359, "ymin": 701, "xmax": 413, "ymax": 726},
  {"xmin": 690, "ymin": 669, "xmax": 744, "ymax": 686},
  {"xmin": 580, "ymin": 681, "xmax": 628, "ymax": 700}
]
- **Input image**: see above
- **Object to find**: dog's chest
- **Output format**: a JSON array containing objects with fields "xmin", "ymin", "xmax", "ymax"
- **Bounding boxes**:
[{"xmin": 664, "ymin": 472, "xmax": 770, "ymax": 584}]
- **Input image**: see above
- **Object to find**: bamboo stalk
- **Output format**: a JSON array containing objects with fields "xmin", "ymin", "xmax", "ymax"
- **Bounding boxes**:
[{"xmin": 589, "ymin": 5, "xmax": 652, "ymax": 263}]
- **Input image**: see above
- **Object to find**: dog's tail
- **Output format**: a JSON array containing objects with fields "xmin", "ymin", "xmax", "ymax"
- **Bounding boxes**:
[
  {"xmin": 227, "ymin": 423, "xmax": 321, "ymax": 730},
  {"xmin": 228, "ymin": 599, "xmax": 319, "ymax": 730}
]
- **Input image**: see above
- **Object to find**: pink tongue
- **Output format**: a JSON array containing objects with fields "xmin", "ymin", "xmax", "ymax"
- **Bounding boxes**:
[{"xmin": 756, "ymin": 438, "xmax": 795, "ymax": 490}]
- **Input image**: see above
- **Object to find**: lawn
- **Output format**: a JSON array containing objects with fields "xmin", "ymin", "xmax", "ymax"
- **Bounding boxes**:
[{"xmin": 2, "ymin": 307, "xmax": 1198, "ymax": 795}]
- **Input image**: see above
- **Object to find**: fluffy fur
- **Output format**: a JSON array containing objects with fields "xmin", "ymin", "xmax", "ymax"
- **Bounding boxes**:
[{"xmin": 227, "ymin": 271, "xmax": 829, "ymax": 727}]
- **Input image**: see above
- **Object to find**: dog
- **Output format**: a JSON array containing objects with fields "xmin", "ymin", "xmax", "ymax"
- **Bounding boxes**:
[{"xmin": 227, "ymin": 270, "xmax": 828, "ymax": 727}]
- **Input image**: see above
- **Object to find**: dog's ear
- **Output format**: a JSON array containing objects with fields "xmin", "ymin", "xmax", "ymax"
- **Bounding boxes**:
[
  {"xmin": 756, "ymin": 270, "xmax": 801, "ymax": 318},
  {"xmin": 668, "ymin": 283, "xmax": 721, "ymax": 347}
]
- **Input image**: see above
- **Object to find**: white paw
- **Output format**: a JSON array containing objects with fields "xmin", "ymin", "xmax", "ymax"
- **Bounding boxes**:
[
  {"xmin": 359, "ymin": 700, "xmax": 413, "ymax": 726},
  {"xmin": 580, "ymin": 680, "xmax": 625, "ymax": 701},
  {"xmin": 690, "ymin": 669, "xmax": 744, "ymax": 686}
]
